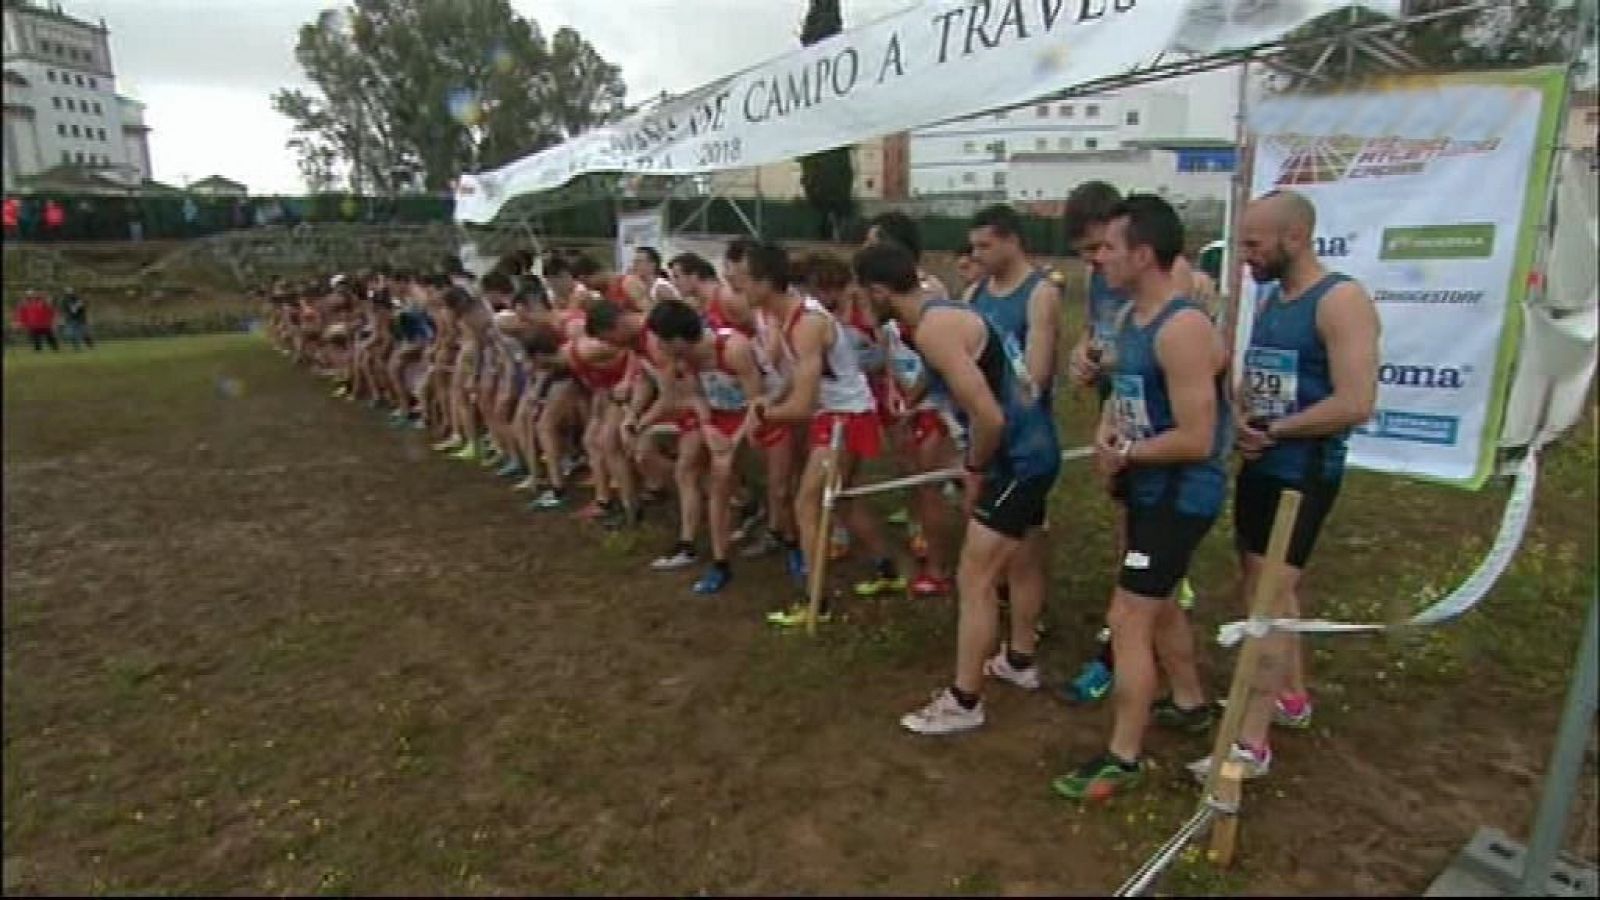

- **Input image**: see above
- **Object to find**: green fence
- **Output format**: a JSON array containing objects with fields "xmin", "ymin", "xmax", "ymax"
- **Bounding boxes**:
[{"xmin": 3, "ymin": 192, "xmax": 456, "ymax": 243}]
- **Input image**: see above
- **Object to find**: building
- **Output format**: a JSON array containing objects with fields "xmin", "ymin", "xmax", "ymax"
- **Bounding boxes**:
[
  {"xmin": 2, "ymin": 0, "xmax": 153, "ymax": 192},
  {"xmin": 1570, "ymin": 89, "xmax": 1597, "ymax": 167},
  {"xmin": 909, "ymin": 69, "xmax": 1238, "ymax": 202},
  {"xmin": 708, "ymin": 133, "xmax": 910, "ymax": 202},
  {"xmin": 1007, "ymin": 144, "xmax": 1235, "ymax": 211},
  {"xmin": 188, "ymin": 175, "xmax": 248, "ymax": 197}
]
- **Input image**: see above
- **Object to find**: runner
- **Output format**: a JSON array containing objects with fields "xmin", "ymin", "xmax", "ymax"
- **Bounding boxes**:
[
  {"xmin": 862, "ymin": 212, "xmax": 959, "ymax": 598},
  {"xmin": 743, "ymin": 242, "xmax": 891, "ymax": 629},
  {"xmin": 1052, "ymin": 194, "xmax": 1229, "ymax": 800},
  {"xmin": 804, "ymin": 252, "xmax": 904, "ymax": 596},
  {"xmin": 629, "ymin": 246, "xmax": 680, "ymax": 308},
  {"xmin": 1185, "ymin": 189, "xmax": 1379, "ymax": 783},
  {"xmin": 1059, "ymin": 180, "xmax": 1214, "ymax": 705},
  {"xmin": 527, "ymin": 257, "xmax": 592, "ymax": 509},
  {"xmin": 642, "ymin": 299, "xmax": 768, "ymax": 593},
  {"xmin": 964, "ymin": 204, "xmax": 1063, "ymax": 691},
  {"xmin": 570, "ymin": 298, "xmax": 647, "ymax": 530},
  {"xmin": 852, "ymin": 241, "xmax": 1061, "ymax": 734},
  {"xmin": 477, "ymin": 272, "xmax": 522, "ymax": 472}
]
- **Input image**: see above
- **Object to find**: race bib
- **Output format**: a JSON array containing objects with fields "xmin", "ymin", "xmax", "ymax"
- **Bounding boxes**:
[
  {"xmin": 1245, "ymin": 346, "xmax": 1299, "ymax": 421},
  {"xmin": 1112, "ymin": 373, "xmax": 1154, "ymax": 440},
  {"xmin": 699, "ymin": 370, "xmax": 746, "ymax": 411}
]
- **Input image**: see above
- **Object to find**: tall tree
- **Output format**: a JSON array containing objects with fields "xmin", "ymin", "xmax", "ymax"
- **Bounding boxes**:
[
  {"xmin": 272, "ymin": 0, "xmax": 627, "ymax": 194},
  {"xmin": 1269, "ymin": 0, "xmax": 1583, "ymax": 91},
  {"xmin": 797, "ymin": 0, "xmax": 855, "ymax": 239}
]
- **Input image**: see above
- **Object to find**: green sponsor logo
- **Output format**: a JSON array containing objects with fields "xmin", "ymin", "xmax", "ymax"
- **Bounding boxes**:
[{"xmin": 1380, "ymin": 223, "xmax": 1496, "ymax": 260}]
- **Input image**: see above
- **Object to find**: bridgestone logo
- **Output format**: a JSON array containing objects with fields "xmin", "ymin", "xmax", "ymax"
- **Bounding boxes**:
[{"xmin": 1373, "ymin": 289, "xmax": 1485, "ymax": 306}]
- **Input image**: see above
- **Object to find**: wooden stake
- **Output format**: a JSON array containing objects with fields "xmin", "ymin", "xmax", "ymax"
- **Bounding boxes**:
[
  {"xmin": 1204, "ymin": 489, "xmax": 1302, "ymax": 867},
  {"xmin": 805, "ymin": 420, "xmax": 845, "ymax": 637}
]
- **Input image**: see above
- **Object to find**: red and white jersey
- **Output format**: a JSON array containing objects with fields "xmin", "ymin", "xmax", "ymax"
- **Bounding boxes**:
[{"xmin": 779, "ymin": 296, "xmax": 875, "ymax": 415}]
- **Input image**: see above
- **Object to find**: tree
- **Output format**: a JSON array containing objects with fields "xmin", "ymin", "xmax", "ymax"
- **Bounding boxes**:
[
  {"xmin": 797, "ymin": 0, "xmax": 855, "ymax": 239},
  {"xmin": 1269, "ymin": 0, "xmax": 1583, "ymax": 91},
  {"xmin": 272, "ymin": 0, "xmax": 627, "ymax": 194}
]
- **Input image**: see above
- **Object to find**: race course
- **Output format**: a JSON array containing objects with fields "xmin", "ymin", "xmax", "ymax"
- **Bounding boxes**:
[{"xmin": 4, "ymin": 334, "xmax": 1595, "ymax": 895}]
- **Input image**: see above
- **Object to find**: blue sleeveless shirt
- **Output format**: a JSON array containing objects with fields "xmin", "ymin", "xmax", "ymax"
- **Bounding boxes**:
[
  {"xmin": 1111, "ymin": 298, "xmax": 1230, "ymax": 518},
  {"xmin": 919, "ymin": 300, "xmax": 1060, "ymax": 482},
  {"xmin": 972, "ymin": 269, "xmax": 1051, "ymax": 406},
  {"xmin": 1243, "ymin": 272, "xmax": 1352, "ymax": 483}
]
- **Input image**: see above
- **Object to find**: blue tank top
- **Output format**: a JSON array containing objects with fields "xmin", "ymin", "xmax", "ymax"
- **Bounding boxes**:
[
  {"xmin": 920, "ymin": 300, "xmax": 1060, "ymax": 481},
  {"xmin": 972, "ymin": 268, "xmax": 1051, "ymax": 406},
  {"xmin": 1111, "ymin": 298, "xmax": 1230, "ymax": 518},
  {"xmin": 1244, "ymin": 273, "xmax": 1351, "ymax": 483}
]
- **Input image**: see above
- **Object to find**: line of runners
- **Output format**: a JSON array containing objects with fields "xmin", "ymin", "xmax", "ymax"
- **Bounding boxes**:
[{"xmin": 264, "ymin": 187, "xmax": 1379, "ymax": 800}]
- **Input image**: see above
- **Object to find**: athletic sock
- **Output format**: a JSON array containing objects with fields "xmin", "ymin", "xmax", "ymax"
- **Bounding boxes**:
[
  {"xmin": 1110, "ymin": 752, "xmax": 1139, "ymax": 771},
  {"xmin": 1006, "ymin": 648, "xmax": 1035, "ymax": 671},
  {"xmin": 673, "ymin": 540, "xmax": 695, "ymax": 557},
  {"xmin": 948, "ymin": 685, "xmax": 980, "ymax": 710}
]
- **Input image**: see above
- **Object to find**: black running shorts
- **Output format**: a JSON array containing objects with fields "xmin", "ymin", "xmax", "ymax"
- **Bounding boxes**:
[
  {"xmin": 1233, "ymin": 468, "xmax": 1341, "ymax": 569},
  {"xmin": 973, "ymin": 471, "xmax": 1058, "ymax": 540},
  {"xmin": 1119, "ymin": 501, "xmax": 1215, "ymax": 599}
]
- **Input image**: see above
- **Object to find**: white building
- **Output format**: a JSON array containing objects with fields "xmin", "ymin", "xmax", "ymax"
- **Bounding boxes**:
[
  {"xmin": 909, "ymin": 69, "xmax": 1238, "ymax": 201},
  {"xmin": 2, "ymin": 0, "xmax": 153, "ymax": 192}
]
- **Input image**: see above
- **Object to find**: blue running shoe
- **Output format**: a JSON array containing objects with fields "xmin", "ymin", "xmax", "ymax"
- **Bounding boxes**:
[
  {"xmin": 692, "ymin": 564, "xmax": 732, "ymax": 595},
  {"xmin": 1057, "ymin": 659, "xmax": 1114, "ymax": 705},
  {"xmin": 496, "ymin": 460, "xmax": 526, "ymax": 480}
]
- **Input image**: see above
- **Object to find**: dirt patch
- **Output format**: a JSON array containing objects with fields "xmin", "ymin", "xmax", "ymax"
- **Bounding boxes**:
[{"xmin": 3, "ymin": 335, "xmax": 1595, "ymax": 895}]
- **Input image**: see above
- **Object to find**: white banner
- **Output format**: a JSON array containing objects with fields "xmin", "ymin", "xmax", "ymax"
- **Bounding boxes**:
[
  {"xmin": 615, "ymin": 207, "xmax": 665, "ymax": 274},
  {"xmin": 1246, "ymin": 70, "xmax": 1562, "ymax": 488},
  {"xmin": 454, "ymin": 0, "xmax": 1399, "ymax": 224}
]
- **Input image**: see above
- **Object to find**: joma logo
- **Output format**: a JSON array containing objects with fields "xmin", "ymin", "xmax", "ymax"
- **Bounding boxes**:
[{"xmin": 1379, "ymin": 363, "xmax": 1468, "ymax": 390}]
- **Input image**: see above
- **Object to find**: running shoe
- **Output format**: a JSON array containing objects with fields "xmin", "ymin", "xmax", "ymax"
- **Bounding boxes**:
[
  {"xmin": 766, "ymin": 603, "xmax": 829, "ymax": 629},
  {"xmin": 1056, "ymin": 659, "xmax": 1114, "ymax": 705},
  {"xmin": 332, "ymin": 385, "xmax": 349, "ymax": 399},
  {"xmin": 1186, "ymin": 741, "xmax": 1272, "ymax": 784},
  {"xmin": 1273, "ymin": 693, "xmax": 1314, "ymax": 730},
  {"xmin": 1178, "ymin": 578, "xmax": 1197, "ymax": 610},
  {"xmin": 853, "ymin": 573, "xmax": 907, "ymax": 598},
  {"xmin": 982, "ymin": 646, "xmax": 1041, "ymax": 690},
  {"xmin": 740, "ymin": 528, "xmax": 782, "ymax": 558},
  {"xmin": 529, "ymin": 489, "xmax": 566, "ymax": 511},
  {"xmin": 559, "ymin": 454, "xmax": 584, "ymax": 480},
  {"xmin": 1152, "ymin": 696, "xmax": 1216, "ymax": 734},
  {"xmin": 909, "ymin": 573, "xmax": 952, "ymax": 597},
  {"xmin": 574, "ymin": 500, "xmax": 612, "ymax": 522},
  {"xmin": 450, "ymin": 442, "xmax": 481, "ymax": 462},
  {"xmin": 692, "ymin": 565, "xmax": 732, "ymax": 595},
  {"xmin": 496, "ymin": 460, "xmax": 526, "ymax": 480},
  {"xmin": 1051, "ymin": 754, "xmax": 1144, "ymax": 801},
  {"xmin": 650, "ymin": 543, "xmax": 698, "ymax": 571},
  {"xmin": 886, "ymin": 508, "xmax": 911, "ymax": 527},
  {"xmin": 432, "ymin": 435, "xmax": 462, "ymax": 453},
  {"xmin": 731, "ymin": 502, "xmax": 764, "ymax": 544},
  {"xmin": 511, "ymin": 475, "xmax": 539, "ymax": 493},
  {"xmin": 600, "ymin": 504, "xmax": 642, "ymax": 532},
  {"xmin": 900, "ymin": 689, "xmax": 985, "ymax": 735}
]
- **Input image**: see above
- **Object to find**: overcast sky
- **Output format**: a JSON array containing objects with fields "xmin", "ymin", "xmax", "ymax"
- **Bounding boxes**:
[{"xmin": 61, "ymin": 0, "xmax": 909, "ymax": 195}]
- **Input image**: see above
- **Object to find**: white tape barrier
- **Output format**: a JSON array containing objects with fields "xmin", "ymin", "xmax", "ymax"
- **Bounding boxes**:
[
  {"xmin": 834, "ymin": 445, "xmax": 1095, "ymax": 500},
  {"xmin": 1216, "ymin": 448, "xmax": 1540, "ymax": 648}
]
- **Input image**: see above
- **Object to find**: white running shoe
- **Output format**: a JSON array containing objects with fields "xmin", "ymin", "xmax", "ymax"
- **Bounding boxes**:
[
  {"xmin": 650, "ymin": 546, "xmax": 698, "ymax": 571},
  {"xmin": 900, "ymin": 689, "xmax": 985, "ymax": 735},
  {"xmin": 983, "ymin": 645, "xmax": 1041, "ymax": 690},
  {"xmin": 511, "ymin": 476, "xmax": 538, "ymax": 492},
  {"xmin": 1186, "ymin": 742, "xmax": 1272, "ymax": 784}
]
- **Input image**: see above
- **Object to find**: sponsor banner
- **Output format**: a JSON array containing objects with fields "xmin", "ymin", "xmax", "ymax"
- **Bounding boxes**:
[
  {"xmin": 454, "ymin": 0, "xmax": 1400, "ymax": 224},
  {"xmin": 1248, "ymin": 68, "xmax": 1565, "ymax": 488}
]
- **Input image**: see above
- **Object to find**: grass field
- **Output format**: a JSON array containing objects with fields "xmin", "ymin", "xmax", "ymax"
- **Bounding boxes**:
[{"xmin": 4, "ymin": 334, "xmax": 1596, "ymax": 895}]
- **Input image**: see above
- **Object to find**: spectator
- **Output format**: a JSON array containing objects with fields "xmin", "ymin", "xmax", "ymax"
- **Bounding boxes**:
[
  {"xmin": 58, "ymin": 288, "xmax": 93, "ymax": 350},
  {"xmin": 15, "ymin": 291, "xmax": 59, "ymax": 351},
  {"xmin": 42, "ymin": 200, "xmax": 64, "ymax": 237}
]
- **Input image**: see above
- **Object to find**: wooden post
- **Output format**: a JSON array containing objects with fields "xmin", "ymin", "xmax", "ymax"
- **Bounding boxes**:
[
  {"xmin": 1204, "ymin": 489, "xmax": 1302, "ymax": 866},
  {"xmin": 805, "ymin": 420, "xmax": 846, "ymax": 636}
]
